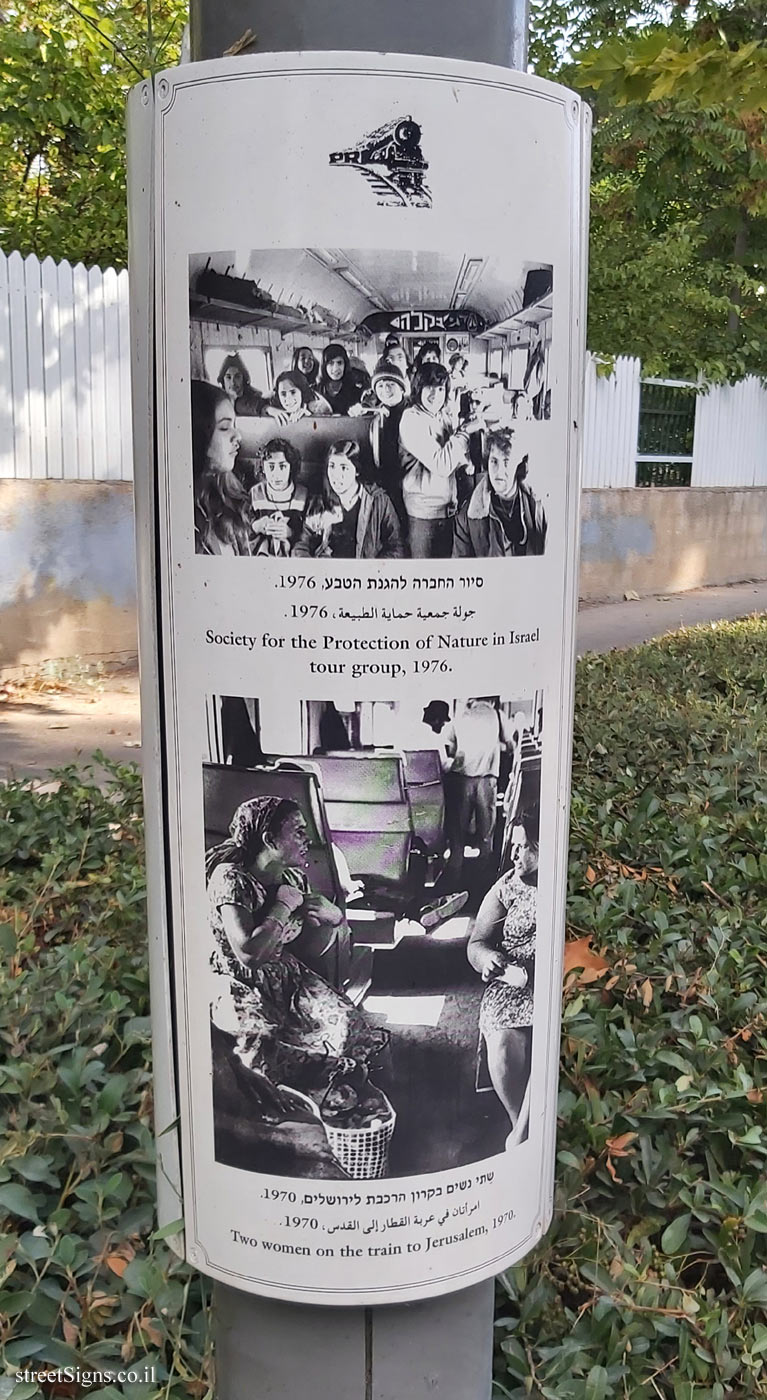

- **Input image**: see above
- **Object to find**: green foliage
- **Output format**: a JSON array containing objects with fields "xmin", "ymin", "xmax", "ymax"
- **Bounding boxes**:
[
  {"xmin": 0, "ymin": 1, "xmax": 186, "ymax": 267},
  {"xmin": 578, "ymin": 31, "xmax": 767, "ymax": 109},
  {"xmin": 530, "ymin": 1, "xmax": 767, "ymax": 380},
  {"xmin": 0, "ymin": 762, "xmax": 211, "ymax": 1398},
  {"xmin": 495, "ymin": 616, "xmax": 767, "ymax": 1397}
]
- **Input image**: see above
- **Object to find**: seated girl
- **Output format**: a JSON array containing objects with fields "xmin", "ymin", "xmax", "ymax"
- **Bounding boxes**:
[
  {"xmin": 294, "ymin": 440, "xmax": 404, "ymax": 560},
  {"xmin": 250, "ymin": 438, "xmax": 308, "ymax": 557},
  {"xmin": 264, "ymin": 369, "xmax": 330, "ymax": 425},
  {"xmin": 191, "ymin": 380, "xmax": 253, "ymax": 556}
]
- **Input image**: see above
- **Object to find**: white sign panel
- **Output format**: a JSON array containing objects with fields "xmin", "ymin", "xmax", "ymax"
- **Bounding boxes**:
[{"xmin": 148, "ymin": 51, "xmax": 588, "ymax": 1306}]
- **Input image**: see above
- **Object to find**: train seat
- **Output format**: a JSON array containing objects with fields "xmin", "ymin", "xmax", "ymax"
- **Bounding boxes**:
[
  {"xmin": 291, "ymin": 752, "xmax": 407, "ymax": 804},
  {"xmin": 277, "ymin": 754, "xmax": 417, "ymax": 944},
  {"xmin": 402, "ymin": 749, "xmax": 442, "ymax": 786},
  {"xmin": 402, "ymin": 749, "xmax": 445, "ymax": 858},
  {"xmin": 278, "ymin": 753, "xmax": 411, "ymax": 882},
  {"xmin": 323, "ymin": 801, "xmax": 411, "ymax": 885}
]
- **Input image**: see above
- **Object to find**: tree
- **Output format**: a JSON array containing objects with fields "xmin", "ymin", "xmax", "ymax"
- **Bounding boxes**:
[
  {"xmin": 0, "ymin": 1, "xmax": 186, "ymax": 268},
  {"xmin": 530, "ymin": 0, "xmax": 767, "ymax": 379}
]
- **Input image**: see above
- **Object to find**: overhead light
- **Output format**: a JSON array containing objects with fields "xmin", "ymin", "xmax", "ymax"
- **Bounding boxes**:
[
  {"xmin": 453, "ymin": 258, "xmax": 484, "ymax": 307},
  {"xmin": 336, "ymin": 267, "xmax": 383, "ymax": 302},
  {"xmin": 307, "ymin": 248, "xmax": 389, "ymax": 310}
]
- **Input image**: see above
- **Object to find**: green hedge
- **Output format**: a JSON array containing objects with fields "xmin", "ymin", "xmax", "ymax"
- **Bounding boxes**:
[
  {"xmin": 0, "ymin": 768, "xmax": 209, "ymax": 1400},
  {"xmin": 497, "ymin": 617, "xmax": 767, "ymax": 1399},
  {"xmin": 0, "ymin": 616, "xmax": 765, "ymax": 1399}
]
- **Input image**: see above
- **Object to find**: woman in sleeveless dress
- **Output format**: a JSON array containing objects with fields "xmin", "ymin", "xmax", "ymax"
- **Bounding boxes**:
[{"xmin": 467, "ymin": 805, "xmax": 538, "ymax": 1145}]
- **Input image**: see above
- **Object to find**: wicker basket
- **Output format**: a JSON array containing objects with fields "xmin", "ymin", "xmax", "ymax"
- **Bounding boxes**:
[{"xmin": 323, "ymin": 1093, "xmax": 396, "ymax": 1180}]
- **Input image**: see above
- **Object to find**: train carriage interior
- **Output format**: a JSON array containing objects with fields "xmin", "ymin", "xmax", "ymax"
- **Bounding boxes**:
[
  {"xmin": 189, "ymin": 247, "xmax": 553, "ymax": 491},
  {"xmin": 204, "ymin": 692, "xmax": 543, "ymax": 1176}
]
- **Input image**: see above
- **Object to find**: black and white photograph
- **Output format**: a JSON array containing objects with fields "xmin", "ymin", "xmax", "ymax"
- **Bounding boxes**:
[
  {"xmin": 203, "ymin": 692, "xmax": 543, "ymax": 1180},
  {"xmin": 189, "ymin": 249, "xmax": 552, "ymax": 560}
]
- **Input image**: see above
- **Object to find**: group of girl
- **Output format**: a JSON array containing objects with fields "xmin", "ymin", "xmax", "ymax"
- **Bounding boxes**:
[
  {"xmin": 216, "ymin": 343, "xmax": 376, "ymax": 423},
  {"xmin": 192, "ymin": 387, "xmax": 404, "ymax": 559},
  {"xmin": 192, "ymin": 336, "xmax": 546, "ymax": 559}
]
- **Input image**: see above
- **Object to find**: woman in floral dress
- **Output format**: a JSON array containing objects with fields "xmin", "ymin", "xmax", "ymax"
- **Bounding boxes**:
[
  {"xmin": 467, "ymin": 805, "xmax": 538, "ymax": 1144},
  {"xmin": 207, "ymin": 796, "xmax": 385, "ymax": 1105}
]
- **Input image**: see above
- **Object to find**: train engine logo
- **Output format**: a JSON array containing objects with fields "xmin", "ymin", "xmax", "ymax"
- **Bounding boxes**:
[{"xmin": 329, "ymin": 116, "xmax": 432, "ymax": 209}]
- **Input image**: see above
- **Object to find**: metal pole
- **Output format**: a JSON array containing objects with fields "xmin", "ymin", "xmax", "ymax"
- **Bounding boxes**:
[
  {"xmin": 189, "ymin": 0, "xmax": 529, "ymax": 70},
  {"xmin": 187, "ymin": 3, "xmax": 529, "ymax": 1396}
]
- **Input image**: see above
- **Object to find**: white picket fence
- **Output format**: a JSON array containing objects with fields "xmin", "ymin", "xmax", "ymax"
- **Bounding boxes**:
[
  {"xmin": 0, "ymin": 249, "xmax": 133, "ymax": 482},
  {"xmin": 1, "ymin": 251, "xmax": 767, "ymax": 489},
  {"xmin": 581, "ymin": 354, "xmax": 767, "ymax": 489},
  {"xmin": 690, "ymin": 376, "xmax": 767, "ymax": 488},
  {"xmin": 581, "ymin": 355, "xmax": 642, "ymax": 488}
]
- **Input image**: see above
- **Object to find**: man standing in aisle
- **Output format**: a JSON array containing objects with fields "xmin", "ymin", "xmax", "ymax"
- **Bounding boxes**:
[{"xmin": 442, "ymin": 697, "xmax": 517, "ymax": 892}]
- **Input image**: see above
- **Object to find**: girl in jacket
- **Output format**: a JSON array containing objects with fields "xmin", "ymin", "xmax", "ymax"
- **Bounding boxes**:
[
  {"xmin": 263, "ymin": 369, "xmax": 330, "ymax": 425},
  {"xmin": 294, "ymin": 440, "xmax": 404, "ymax": 560},
  {"xmin": 250, "ymin": 438, "xmax": 308, "ymax": 557},
  {"xmin": 452, "ymin": 427, "xmax": 547, "ymax": 558},
  {"xmin": 398, "ymin": 361, "xmax": 483, "ymax": 558},
  {"xmin": 367, "ymin": 359, "xmax": 409, "ymax": 532},
  {"xmin": 319, "ymin": 344, "xmax": 365, "ymax": 416},
  {"xmin": 192, "ymin": 381, "xmax": 253, "ymax": 556}
]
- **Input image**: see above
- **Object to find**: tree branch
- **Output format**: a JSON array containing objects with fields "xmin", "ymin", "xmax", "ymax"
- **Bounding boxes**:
[{"xmin": 59, "ymin": 0, "xmax": 146, "ymax": 79}]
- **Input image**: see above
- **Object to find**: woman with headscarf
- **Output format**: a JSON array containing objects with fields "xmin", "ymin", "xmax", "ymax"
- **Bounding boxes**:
[
  {"xmin": 467, "ymin": 804, "xmax": 539, "ymax": 1147},
  {"xmin": 191, "ymin": 380, "xmax": 253, "ymax": 555},
  {"xmin": 207, "ymin": 796, "xmax": 386, "ymax": 1102},
  {"xmin": 263, "ymin": 369, "xmax": 331, "ymax": 424},
  {"xmin": 294, "ymin": 440, "xmax": 404, "ymax": 560},
  {"xmin": 217, "ymin": 352, "xmax": 267, "ymax": 417},
  {"xmin": 319, "ymin": 343, "xmax": 365, "ymax": 416}
]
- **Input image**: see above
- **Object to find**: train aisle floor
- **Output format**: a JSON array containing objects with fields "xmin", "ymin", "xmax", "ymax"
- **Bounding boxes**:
[{"xmin": 365, "ymin": 921, "xmax": 509, "ymax": 1176}]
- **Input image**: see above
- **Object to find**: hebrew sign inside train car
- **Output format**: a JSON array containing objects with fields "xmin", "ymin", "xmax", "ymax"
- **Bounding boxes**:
[
  {"xmin": 360, "ymin": 309, "xmax": 489, "ymax": 337},
  {"xmin": 141, "ymin": 50, "xmax": 589, "ymax": 1306}
]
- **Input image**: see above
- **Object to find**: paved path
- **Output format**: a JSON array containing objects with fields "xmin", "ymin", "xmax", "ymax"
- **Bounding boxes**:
[
  {"xmin": 0, "ymin": 669, "xmax": 141, "ymax": 780},
  {"xmin": 2, "ymin": 579, "xmax": 766, "ymax": 779},
  {"xmin": 577, "ymin": 579, "xmax": 767, "ymax": 656}
]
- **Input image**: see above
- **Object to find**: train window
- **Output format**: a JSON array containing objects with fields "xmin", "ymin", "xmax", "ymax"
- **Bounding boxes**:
[{"xmin": 258, "ymin": 693, "xmax": 306, "ymax": 754}]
